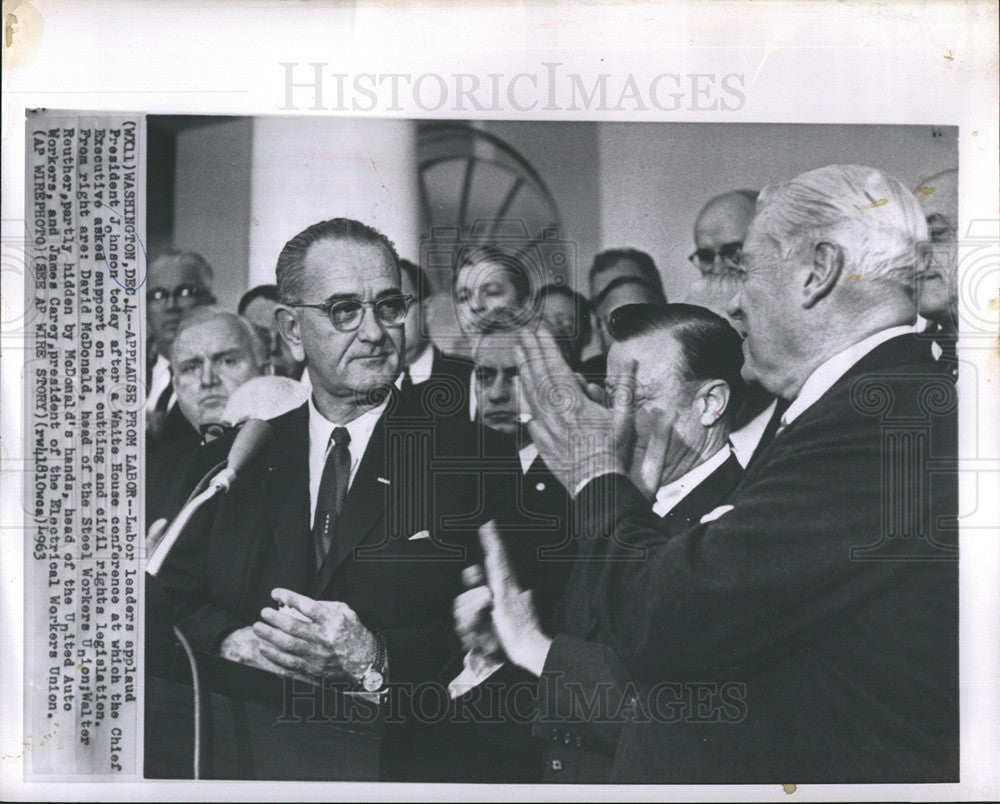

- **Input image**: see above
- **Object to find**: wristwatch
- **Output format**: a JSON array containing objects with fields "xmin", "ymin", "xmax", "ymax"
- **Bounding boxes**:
[{"xmin": 359, "ymin": 632, "xmax": 387, "ymax": 693}]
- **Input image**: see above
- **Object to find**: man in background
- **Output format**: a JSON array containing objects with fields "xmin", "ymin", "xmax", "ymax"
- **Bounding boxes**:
[
  {"xmin": 145, "ymin": 251, "xmax": 215, "ymax": 434},
  {"xmin": 397, "ymin": 257, "xmax": 474, "ymax": 402},
  {"xmin": 537, "ymin": 282, "xmax": 593, "ymax": 373},
  {"xmin": 147, "ymin": 307, "xmax": 265, "ymax": 526},
  {"xmin": 684, "ymin": 189, "xmax": 781, "ymax": 467},
  {"xmin": 239, "ymin": 284, "xmax": 305, "ymax": 379},
  {"xmin": 914, "ymin": 168, "xmax": 959, "ymax": 377},
  {"xmin": 587, "ymin": 248, "xmax": 666, "ymax": 304}
]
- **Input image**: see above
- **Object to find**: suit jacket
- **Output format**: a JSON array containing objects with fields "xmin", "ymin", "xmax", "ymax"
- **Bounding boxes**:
[
  {"xmin": 155, "ymin": 387, "xmax": 521, "ymax": 780},
  {"xmin": 146, "ymin": 405, "xmax": 201, "ymax": 528},
  {"xmin": 434, "ymin": 451, "xmax": 575, "ymax": 783},
  {"xmin": 403, "ymin": 347, "xmax": 475, "ymax": 418},
  {"xmin": 561, "ymin": 334, "xmax": 958, "ymax": 783},
  {"xmin": 535, "ymin": 448, "xmax": 745, "ymax": 783}
]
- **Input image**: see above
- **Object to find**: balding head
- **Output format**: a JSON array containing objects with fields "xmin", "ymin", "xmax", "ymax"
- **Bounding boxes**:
[
  {"xmin": 688, "ymin": 189, "xmax": 759, "ymax": 320},
  {"xmin": 914, "ymin": 168, "xmax": 958, "ymax": 327},
  {"xmin": 694, "ymin": 189, "xmax": 758, "ymax": 250},
  {"xmin": 170, "ymin": 307, "xmax": 266, "ymax": 428},
  {"xmin": 147, "ymin": 250, "xmax": 215, "ymax": 354}
]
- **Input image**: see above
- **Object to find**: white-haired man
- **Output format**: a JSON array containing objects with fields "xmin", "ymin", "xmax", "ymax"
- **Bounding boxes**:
[
  {"xmin": 494, "ymin": 164, "xmax": 957, "ymax": 783},
  {"xmin": 146, "ymin": 307, "xmax": 266, "ymax": 526}
]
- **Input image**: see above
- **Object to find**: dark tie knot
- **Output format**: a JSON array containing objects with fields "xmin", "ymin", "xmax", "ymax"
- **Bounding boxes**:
[{"xmin": 332, "ymin": 426, "xmax": 351, "ymax": 450}]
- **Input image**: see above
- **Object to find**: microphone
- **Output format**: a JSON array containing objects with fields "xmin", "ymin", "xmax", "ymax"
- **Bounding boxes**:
[
  {"xmin": 209, "ymin": 418, "xmax": 273, "ymax": 493},
  {"xmin": 146, "ymin": 418, "xmax": 273, "ymax": 576}
]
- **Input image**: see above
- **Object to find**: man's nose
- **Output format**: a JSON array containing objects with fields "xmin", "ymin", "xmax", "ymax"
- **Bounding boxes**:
[
  {"xmin": 726, "ymin": 289, "xmax": 743, "ymax": 322},
  {"xmin": 355, "ymin": 304, "xmax": 386, "ymax": 343},
  {"xmin": 488, "ymin": 376, "xmax": 509, "ymax": 402},
  {"xmin": 200, "ymin": 360, "xmax": 219, "ymax": 387}
]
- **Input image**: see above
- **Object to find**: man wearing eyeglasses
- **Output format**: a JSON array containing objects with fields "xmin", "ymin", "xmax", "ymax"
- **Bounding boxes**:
[
  {"xmin": 144, "ymin": 250, "xmax": 215, "ymax": 430},
  {"xmin": 684, "ymin": 190, "xmax": 784, "ymax": 468},
  {"xmin": 156, "ymin": 218, "xmax": 520, "ymax": 781}
]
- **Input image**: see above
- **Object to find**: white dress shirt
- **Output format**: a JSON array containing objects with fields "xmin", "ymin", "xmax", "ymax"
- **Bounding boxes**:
[
  {"xmin": 781, "ymin": 325, "xmax": 914, "ymax": 429},
  {"xmin": 518, "ymin": 442, "xmax": 539, "ymax": 475},
  {"xmin": 307, "ymin": 394, "xmax": 389, "ymax": 523},
  {"xmin": 145, "ymin": 352, "xmax": 175, "ymax": 414},
  {"xmin": 652, "ymin": 444, "xmax": 732, "ymax": 518},
  {"xmin": 728, "ymin": 399, "xmax": 777, "ymax": 469},
  {"xmin": 407, "ymin": 343, "xmax": 435, "ymax": 385}
]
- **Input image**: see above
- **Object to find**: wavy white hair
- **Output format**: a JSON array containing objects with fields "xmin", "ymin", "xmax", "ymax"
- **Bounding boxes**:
[{"xmin": 754, "ymin": 164, "xmax": 929, "ymax": 287}]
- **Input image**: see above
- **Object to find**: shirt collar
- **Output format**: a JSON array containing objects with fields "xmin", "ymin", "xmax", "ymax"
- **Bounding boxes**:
[
  {"xmin": 406, "ymin": 342, "xmax": 435, "ymax": 385},
  {"xmin": 653, "ymin": 444, "xmax": 731, "ymax": 518},
  {"xmin": 782, "ymin": 325, "xmax": 913, "ymax": 427},
  {"xmin": 518, "ymin": 442, "xmax": 539, "ymax": 475},
  {"xmin": 308, "ymin": 392, "xmax": 388, "ymax": 460},
  {"xmin": 728, "ymin": 398, "xmax": 778, "ymax": 469}
]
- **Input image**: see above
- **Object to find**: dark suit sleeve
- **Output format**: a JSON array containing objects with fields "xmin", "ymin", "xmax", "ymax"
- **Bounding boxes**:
[
  {"xmin": 155, "ymin": 438, "xmax": 246, "ymax": 655},
  {"xmin": 532, "ymin": 634, "xmax": 632, "ymax": 755},
  {"xmin": 577, "ymin": 411, "xmax": 929, "ymax": 680}
]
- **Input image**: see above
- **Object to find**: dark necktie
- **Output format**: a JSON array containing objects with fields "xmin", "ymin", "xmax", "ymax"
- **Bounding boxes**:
[
  {"xmin": 743, "ymin": 397, "xmax": 792, "ymax": 470},
  {"xmin": 400, "ymin": 367, "xmax": 415, "ymax": 394},
  {"xmin": 312, "ymin": 426, "xmax": 352, "ymax": 569}
]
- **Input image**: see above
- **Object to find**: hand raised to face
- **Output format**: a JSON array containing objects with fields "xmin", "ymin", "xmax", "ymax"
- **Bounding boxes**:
[{"xmin": 514, "ymin": 328, "xmax": 638, "ymax": 496}]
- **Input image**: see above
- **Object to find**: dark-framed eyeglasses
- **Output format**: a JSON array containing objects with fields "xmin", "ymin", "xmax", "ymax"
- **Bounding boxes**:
[
  {"xmin": 288, "ymin": 294, "xmax": 415, "ymax": 333},
  {"xmin": 147, "ymin": 283, "xmax": 207, "ymax": 305},
  {"xmin": 688, "ymin": 242, "xmax": 743, "ymax": 271}
]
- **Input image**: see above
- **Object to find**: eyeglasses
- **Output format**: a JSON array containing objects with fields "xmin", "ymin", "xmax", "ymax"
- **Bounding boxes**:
[
  {"xmin": 147, "ymin": 283, "xmax": 208, "ymax": 306},
  {"xmin": 288, "ymin": 294, "xmax": 415, "ymax": 332},
  {"xmin": 688, "ymin": 242, "xmax": 743, "ymax": 272}
]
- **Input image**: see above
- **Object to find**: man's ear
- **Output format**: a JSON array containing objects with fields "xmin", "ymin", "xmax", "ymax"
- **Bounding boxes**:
[
  {"xmin": 802, "ymin": 241, "xmax": 843, "ymax": 308},
  {"xmin": 274, "ymin": 305, "xmax": 306, "ymax": 362},
  {"xmin": 696, "ymin": 379, "xmax": 731, "ymax": 426}
]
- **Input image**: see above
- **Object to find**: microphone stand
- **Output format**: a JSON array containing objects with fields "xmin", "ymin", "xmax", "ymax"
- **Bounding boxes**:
[{"xmin": 146, "ymin": 461, "xmax": 237, "ymax": 577}]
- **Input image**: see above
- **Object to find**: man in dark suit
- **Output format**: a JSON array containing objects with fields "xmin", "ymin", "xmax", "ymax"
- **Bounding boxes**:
[
  {"xmin": 493, "ymin": 165, "xmax": 958, "ymax": 783},
  {"xmin": 914, "ymin": 168, "xmax": 959, "ymax": 379},
  {"xmin": 456, "ymin": 302, "xmax": 747, "ymax": 782},
  {"xmin": 155, "ymin": 218, "xmax": 518, "ymax": 781},
  {"xmin": 397, "ymin": 257, "xmax": 474, "ymax": 408},
  {"xmin": 146, "ymin": 307, "xmax": 266, "ymax": 527}
]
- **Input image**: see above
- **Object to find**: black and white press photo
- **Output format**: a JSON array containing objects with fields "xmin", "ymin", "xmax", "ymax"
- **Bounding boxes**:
[{"xmin": 3, "ymin": 2, "xmax": 997, "ymax": 802}]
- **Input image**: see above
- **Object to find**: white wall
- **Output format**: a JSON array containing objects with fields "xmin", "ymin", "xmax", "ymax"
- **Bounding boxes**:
[
  {"xmin": 248, "ymin": 117, "xmax": 421, "ymax": 290},
  {"xmin": 173, "ymin": 117, "xmax": 253, "ymax": 311},
  {"xmin": 598, "ymin": 122, "xmax": 958, "ymax": 302}
]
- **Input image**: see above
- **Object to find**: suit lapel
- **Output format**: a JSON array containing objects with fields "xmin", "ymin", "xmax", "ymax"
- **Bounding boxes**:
[
  {"xmin": 309, "ymin": 396, "xmax": 394, "ymax": 598},
  {"xmin": 263, "ymin": 405, "xmax": 313, "ymax": 589},
  {"xmin": 666, "ymin": 453, "xmax": 743, "ymax": 531}
]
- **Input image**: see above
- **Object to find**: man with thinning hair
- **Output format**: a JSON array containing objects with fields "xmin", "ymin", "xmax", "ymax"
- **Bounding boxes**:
[{"xmin": 156, "ymin": 218, "xmax": 519, "ymax": 781}]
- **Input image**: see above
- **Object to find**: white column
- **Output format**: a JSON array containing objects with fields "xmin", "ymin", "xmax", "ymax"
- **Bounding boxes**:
[{"xmin": 247, "ymin": 117, "xmax": 420, "ymax": 287}]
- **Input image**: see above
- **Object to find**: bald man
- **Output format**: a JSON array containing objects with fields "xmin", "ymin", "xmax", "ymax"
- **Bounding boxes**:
[
  {"xmin": 685, "ymin": 189, "xmax": 782, "ymax": 467},
  {"xmin": 685, "ymin": 190, "xmax": 757, "ymax": 321}
]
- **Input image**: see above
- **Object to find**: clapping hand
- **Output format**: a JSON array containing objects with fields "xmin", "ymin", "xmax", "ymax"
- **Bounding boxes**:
[
  {"xmin": 479, "ymin": 521, "xmax": 552, "ymax": 677},
  {"xmin": 515, "ymin": 328, "xmax": 638, "ymax": 497}
]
